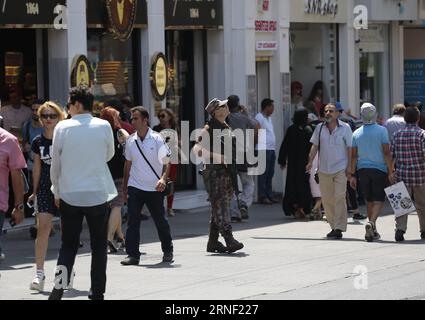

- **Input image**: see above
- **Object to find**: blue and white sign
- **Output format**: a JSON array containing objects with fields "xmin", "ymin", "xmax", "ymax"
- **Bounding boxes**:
[{"xmin": 405, "ymin": 59, "xmax": 425, "ymax": 106}]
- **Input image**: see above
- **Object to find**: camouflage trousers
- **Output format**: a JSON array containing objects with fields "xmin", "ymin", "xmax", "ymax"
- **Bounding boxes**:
[{"xmin": 206, "ymin": 169, "xmax": 234, "ymax": 234}]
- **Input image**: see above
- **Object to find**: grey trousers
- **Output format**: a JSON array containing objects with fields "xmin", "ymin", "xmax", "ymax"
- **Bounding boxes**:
[{"xmin": 395, "ymin": 185, "xmax": 425, "ymax": 233}]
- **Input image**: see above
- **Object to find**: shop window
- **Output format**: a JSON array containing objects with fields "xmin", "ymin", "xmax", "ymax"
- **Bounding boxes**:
[{"xmin": 87, "ymin": 30, "xmax": 134, "ymax": 103}]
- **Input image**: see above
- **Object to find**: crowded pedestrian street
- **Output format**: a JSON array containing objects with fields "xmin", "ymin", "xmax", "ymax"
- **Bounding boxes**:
[
  {"xmin": 2, "ymin": 0, "xmax": 425, "ymax": 303},
  {"xmin": 1, "ymin": 202, "xmax": 425, "ymax": 300}
]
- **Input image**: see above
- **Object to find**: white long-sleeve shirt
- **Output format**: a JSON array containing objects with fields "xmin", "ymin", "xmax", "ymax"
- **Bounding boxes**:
[{"xmin": 50, "ymin": 114, "xmax": 117, "ymax": 207}]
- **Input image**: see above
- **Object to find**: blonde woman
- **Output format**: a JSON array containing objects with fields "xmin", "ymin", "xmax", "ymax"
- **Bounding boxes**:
[{"xmin": 28, "ymin": 101, "xmax": 65, "ymax": 292}]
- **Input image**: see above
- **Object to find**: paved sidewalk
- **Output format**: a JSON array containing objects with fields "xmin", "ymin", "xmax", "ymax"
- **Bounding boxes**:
[{"xmin": 1, "ymin": 202, "xmax": 425, "ymax": 300}]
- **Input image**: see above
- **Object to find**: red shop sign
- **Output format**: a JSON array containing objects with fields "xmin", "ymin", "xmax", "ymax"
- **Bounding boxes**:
[{"xmin": 255, "ymin": 20, "xmax": 277, "ymax": 32}]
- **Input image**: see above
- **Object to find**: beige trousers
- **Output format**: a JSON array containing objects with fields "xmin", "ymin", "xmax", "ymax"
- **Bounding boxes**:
[
  {"xmin": 319, "ymin": 170, "xmax": 348, "ymax": 232},
  {"xmin": 395, "ymin": 185, "xmax": 425, "ymax": 233}
]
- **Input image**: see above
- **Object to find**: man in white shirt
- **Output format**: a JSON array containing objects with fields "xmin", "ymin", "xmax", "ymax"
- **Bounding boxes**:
[
  {"xmin": 384, "ymin": 104, "xmax": 406, "ymax": 144},
  {"xmin": 307, "ymin": 103, "xmax": 353, "ymax": 240},
  {"xmin": 255, "ymin": 98, "xmax": 277, "ymax": 204},
  {"xmin": 48, "ymin": 85, "xmax": 117, "ymax": 300},
  {"xmin": 121, "ymin": 106, "xmax": 173, "ymax": 266},
  {"xmin": 0, "ymin": 90, "xmax": 32, "ymax": 132}
]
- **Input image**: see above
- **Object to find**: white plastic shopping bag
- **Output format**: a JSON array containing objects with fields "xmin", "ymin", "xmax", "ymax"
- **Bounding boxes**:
[{"xmin": 385, "ymin": 182, "xmax": 416, "ymax": 218}]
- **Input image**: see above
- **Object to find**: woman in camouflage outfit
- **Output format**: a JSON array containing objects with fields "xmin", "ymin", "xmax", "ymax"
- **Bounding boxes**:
[{"xmin": 193, "ymin": 98, "xmax": 244, "ymax": 253}]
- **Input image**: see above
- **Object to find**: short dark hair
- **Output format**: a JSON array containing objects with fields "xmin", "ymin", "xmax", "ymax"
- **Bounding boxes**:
[
  {"xmin": 120, "ymin": 96, "xmax": 133, "ymax": 108},
  {"xmin": 227, "ymin": 95, "xmax": 240, "ymax": 112},
  {"xmin": 411, "ymin": 101, "xmax": 423, "ymax": 112},
  {"xmin": 131, "ymin": 106, "xmax": 150, "ymax": 119},
  {"xmin": 69, "ymin": 85, "xmax": 94, "ymax": 111},
  {"xmin": 405, "ymin": 107, "xmax": 420, "ymax": 124},
  {"xmin": 261, "ymin": 98, "xmax": 274, "ymax": 111},
  {"xmin": 107, "ymin": 98, "xmax": 124, "ymax": 113}
]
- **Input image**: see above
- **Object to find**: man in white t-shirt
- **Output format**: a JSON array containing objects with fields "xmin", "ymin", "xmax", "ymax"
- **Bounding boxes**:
[
  {"xmin": 255, "ymin": 98, "xmax": 277, "ymax": 204},
  {"xmin": 121, "ymin": 106, "xmax": 173, "ymax": 266}
]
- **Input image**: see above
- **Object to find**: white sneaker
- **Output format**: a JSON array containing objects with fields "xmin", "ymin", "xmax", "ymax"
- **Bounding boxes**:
[{"xmin": 30, "ymin": 273, "xmax": 46, "ymax": 292}]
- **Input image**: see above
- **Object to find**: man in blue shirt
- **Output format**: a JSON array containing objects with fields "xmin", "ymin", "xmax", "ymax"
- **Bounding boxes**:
[{"xmin": 350, "ymin": 103, "xmax": 395, "ymax": 242}]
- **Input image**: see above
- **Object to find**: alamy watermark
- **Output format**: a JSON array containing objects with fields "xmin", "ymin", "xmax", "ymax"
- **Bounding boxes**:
[
  {"xmin": 353, "ymin": 5, "xmax": 369, "ymax": 30},
  {"xmin": 157, "ymin": 122, "xmax": 267, "ymax": 176},
  {"xmin": 353, "ymin": 265, "xmax": 368, "ymax": 290}
]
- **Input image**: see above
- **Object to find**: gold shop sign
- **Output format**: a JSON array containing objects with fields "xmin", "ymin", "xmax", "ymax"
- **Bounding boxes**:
[
  {"xmin": 70, "ymin": 54, "xmax": 94, "ymax": 88},
  {"xmin": 150, "ymin": 52, "xmax": 169, "ymax": 101}
]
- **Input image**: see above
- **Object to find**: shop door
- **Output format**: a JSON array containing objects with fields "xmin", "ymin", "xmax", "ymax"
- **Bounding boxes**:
[
  {"xmin": 359, "ymin": 52, "xmax": 387, "ymax": 119},
  {"xmin": 165, "ymin": 30, "xmax": 196, "ymax": 190},
  {"xmin": 256, "ymin": 60, "xmax": 270, "ymax": 112},
  {"xmin": 0, "ymin": 29, "xmax": 38, "ymax": 106}
]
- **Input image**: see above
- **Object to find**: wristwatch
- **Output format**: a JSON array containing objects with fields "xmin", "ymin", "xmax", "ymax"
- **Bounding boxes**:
[{"xmin": 14, "ymin": 203, "xmax": 24, "ymax": 211}]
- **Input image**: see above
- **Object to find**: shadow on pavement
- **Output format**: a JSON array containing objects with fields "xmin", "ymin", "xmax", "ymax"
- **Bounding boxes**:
[
  {"xmin": 252, "ymin": 236, "xmax": 425, "ymax": 245},
  {"xmin": 139, "ymin": 263, "xmax": 182, "ymax": 269},
  {"xmin": 206, "ymin": 252, "xmax": 249, "ymax": 258}
]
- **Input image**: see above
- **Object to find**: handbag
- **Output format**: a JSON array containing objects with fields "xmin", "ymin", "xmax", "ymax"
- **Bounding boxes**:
[
  {"xmin": 135, "ymin": 140, "xmax": 174, "ymax": 196},
  {"xmin": 385, "ymin": 181, "xmax": 416, "ymax": 218}
]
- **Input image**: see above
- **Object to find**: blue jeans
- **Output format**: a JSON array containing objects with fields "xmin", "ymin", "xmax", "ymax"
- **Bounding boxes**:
[
  {"xmin": 258, "ymin": 150, "xmax": 276, "ymax": 200},
  {"xmin": 125, "ymin": 187, "xmax": 173, "ymax": 260},
  {"xmin": 0, "ymin": 211, "xmax": 4, "ymax": 254}
]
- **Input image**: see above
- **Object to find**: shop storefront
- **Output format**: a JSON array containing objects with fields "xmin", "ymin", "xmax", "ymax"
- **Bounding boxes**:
[
  {"xmin": 404, "ymin": 1, "xmax": 425, "ymax": 107},
  {"xmin": 354, "ymin": 0, "xmax": 418, "ymax": 119},
  {"xmin": 0, "ymin": 0, "xmax": 66, "ymax": 107},
  {"xmin": 357, "ymin": 24, "xmax": 390, "ymax": 117},
  {"xmin": 164, "ymin": 0, "xmax": 223, "ymax": 189},
  {"xmin": 86, "ymin": 0, "xmax": 147, "ymax": 105},
  {"xmin": 289, "ymin": 0, "xmax": 347, "ymax": 116}
]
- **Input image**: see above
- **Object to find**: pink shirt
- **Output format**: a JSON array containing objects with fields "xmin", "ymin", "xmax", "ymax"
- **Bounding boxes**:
[{"xmin": 0, "ymin": 128, "xmax": 27, "ymax": 212}]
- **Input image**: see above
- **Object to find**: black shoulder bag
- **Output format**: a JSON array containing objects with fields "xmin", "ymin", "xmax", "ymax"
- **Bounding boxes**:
[
  {"xmin": 135, "ymin": 140, "xmax": 174, "ymax": 196},
  {"xmin": 314, "ymin": 123, "xmax": 324, "ymax": 184}
]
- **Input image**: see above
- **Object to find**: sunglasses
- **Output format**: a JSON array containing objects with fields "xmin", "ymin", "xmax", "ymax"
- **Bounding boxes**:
[{"xmin": 40, "ymin": 113, "xmax": 59, "ymax": 120}]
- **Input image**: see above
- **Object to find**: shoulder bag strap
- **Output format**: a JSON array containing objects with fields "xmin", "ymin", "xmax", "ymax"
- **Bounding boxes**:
[
  {"xmin": 317, "ymin": 122, "xmax": 324, "ymax": 171},
  {"xmin": 135, "ymin": 139, "xmax": 161, "ymax": 180}
]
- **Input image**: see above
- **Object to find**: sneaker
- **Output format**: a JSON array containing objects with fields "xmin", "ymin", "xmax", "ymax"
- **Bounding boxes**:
[
  {"xmin": 30, "ymin": 272, "xmax": 46, "ymax": 292},
  {"xmin": 162, "ymin": 252, "xmax": 174, "ymax": 263},
  {"xmin": 240, "ymin": 206, "xmax": 249, "ymax": 220},
  {"xmin": 365, "ymin": 222, "xmax": 375, "ymax": 242},
  {"xmin": 334, "ymin": 229, "xmax": 343, "ymax": 239},
  {"xmin": 327, "ymin": 229, "xmax": 343, "ymax": 239},
  {"xmin": 395, "ymin": 230, "xmax": 405, "ymax": 242},
  {"xmin": 353, "ymin": 213, "xmax": 367, "ymax": 220},
  {"xmin": 121, "ymin": 256, "xmax": 140, "ymax": 266},
  {"xmin": 373, "ymin": 232, "xmax": 381, "ymax": 241},
  {"xmin": 326, "ymin": 230, "xmax": 336, "ymax": 238},
  {"xmin": 167, "ymin": 208, "xmax": 175, "ymax": 217}
]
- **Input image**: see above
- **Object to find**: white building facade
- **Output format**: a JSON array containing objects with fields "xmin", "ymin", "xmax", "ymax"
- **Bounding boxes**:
[{"xmin": 1, "ymin": 0, "xmax": 419, "ymax": 194}]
